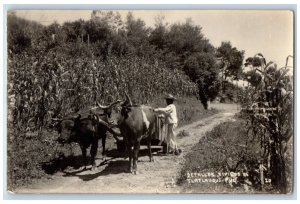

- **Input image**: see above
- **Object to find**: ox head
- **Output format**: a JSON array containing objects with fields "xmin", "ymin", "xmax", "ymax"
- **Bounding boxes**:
[
  {"xmin": 50, "ymin": 114, "xmax": 81, "ymax": 144},
  {"xmin": 108, "ymin": 92, "xmax": 133, "ymax": 126},
  {"xmin": 96, "ymin": 99, "xmax": 122, "ymax": 119}
]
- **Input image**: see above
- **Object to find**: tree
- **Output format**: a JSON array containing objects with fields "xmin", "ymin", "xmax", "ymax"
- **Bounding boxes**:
[
  {"xmin": 217, "ymin": 41, "xmax": 244, "ymax": 79},
  {"xmin": 166, "ymin": 18, "xmax": 204, "ymax": 55},
  {"xmin": 91, "ymin": 10, "xmax": 125, "ymax": 32},
  {"xmin": 7, "ymin": 12, "xmax": 44, "ymax": 54},
  {"xmin": 184, "ymin": 52, "xmax": 220, "ymax": 109},
  {"xmin": 162, "ymin": 19, "xmax": 214, "ymax": 71},
  {"xmin": 216, "ymin": 41, "xmax": 244, "ymax": 93},
  {"xmin": 148, "ymin": 18, "xmax": 219, "ymax": 109},
  {"xmin": 61, "ymin": 20, "xmax": 87, "ymax": 43},
  {"xmin": 149, "ymin": 14, "xmax": 168, "ymax": 51},
  {"xmin": 125, "ymin": 12, "xmax": 153, "ymax": 56}
]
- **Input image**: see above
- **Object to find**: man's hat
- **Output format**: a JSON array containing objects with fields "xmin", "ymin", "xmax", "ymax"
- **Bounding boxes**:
[{"xmin": 165, "ymin": 94, "xmax": 176, "ymax": 100}]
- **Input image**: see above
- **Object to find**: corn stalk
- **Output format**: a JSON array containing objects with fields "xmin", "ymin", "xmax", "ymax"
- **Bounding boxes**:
[{"xmin": 241, "ymin": 54, "xmax": 293, "ymax": 193}]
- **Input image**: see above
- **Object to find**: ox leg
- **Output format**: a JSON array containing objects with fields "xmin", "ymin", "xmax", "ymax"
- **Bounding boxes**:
[
  {"xmin": 132, "ymin": 139, "xmax": 141, "ymax": 175},
  {"xmin": 124, "ymin": 137, "xmax": 132, "ymax": 172},
  {"xmin": 90, "ymin": 138, "xmax": 99, "ymax": 171},
  {"xmin": 123, "ymin": 137, "xmax": 129, "ymax": 159},
  {"xmin": 80, "ymin": 145, "xmax": 87, "ymax": 170},
  {"xmin": 127, "ymin": 143, "xmax": 133, "ymax": 173},
  {"xmin": 129, "ymin": 145, "xmax": 133, "ymax": 173},
  {"xmin": 102, "ymin": 132, "xmax": 107, "ymax": 161},
  {"xmin": 147, "ymin": 136, "xmax": 154, "ymax": 162}
]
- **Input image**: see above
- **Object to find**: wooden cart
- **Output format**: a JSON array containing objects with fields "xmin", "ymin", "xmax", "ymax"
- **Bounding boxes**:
[{"xmin": 116, "ymin": 115, "xmax": 167, "ymax": 153}]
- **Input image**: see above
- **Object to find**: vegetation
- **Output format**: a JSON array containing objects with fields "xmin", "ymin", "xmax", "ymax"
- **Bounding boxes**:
[
  {"xmin": 216, "ymin": 41, "xmax": 244, "ymax": 95},
  {"xmin": 179, "ymin": 119, "xmax": 277, "ymax": 193},
  {"xmin": 7, "ymin": 10, "xmax": 292, "ymax": 194},
  {"xmin": 7, "ymin": 11, "xmax": 228, "ymax": 189},
  {"xmin": 240, "ymin": 54, "xmax": 293, "ymax": 193},
  {"xmin": 216, "ymin": 41, "xmax": 245, "ymax": 80},
  {"xmin": 179, "ymin": 54, "xmax": 293, "ymax": 193}
]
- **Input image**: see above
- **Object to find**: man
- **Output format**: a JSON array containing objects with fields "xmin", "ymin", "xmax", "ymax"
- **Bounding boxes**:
[{"xmin": 154, "ymin": 94, "xmax": 180, "ymax": 155}]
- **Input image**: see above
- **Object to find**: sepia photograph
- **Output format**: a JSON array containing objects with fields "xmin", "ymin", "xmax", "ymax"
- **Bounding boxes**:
[{"xmin": 6, "ymin": 8, "xmax": 294, "ymax": 194}]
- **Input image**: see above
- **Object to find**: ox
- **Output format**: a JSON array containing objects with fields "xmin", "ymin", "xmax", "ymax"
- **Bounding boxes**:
[
  {"xmin": 50, "ymin": 101, "xmax": 120, "ymax": 170},
  {"xmin": 109, "ymin": 93, "xmax": 156, "ymax": 174}
]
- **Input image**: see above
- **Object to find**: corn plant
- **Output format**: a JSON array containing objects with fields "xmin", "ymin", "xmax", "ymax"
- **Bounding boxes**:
[
  {"xmin": 241, "ymin": 54, "xmax": 293, "ymax": 193},
  {"xmin": 7, "ymin": 47, "xmax": 198, "ymax": 188}
]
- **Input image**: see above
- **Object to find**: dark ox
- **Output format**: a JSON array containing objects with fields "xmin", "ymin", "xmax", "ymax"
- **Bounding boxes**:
[
  {"xmin": 51, "ymin": 101, "xmax": 120, "ymax": 170},
  {"xmin": 109, "ymin": 93, "xmax": 156, "ymax": 174}
]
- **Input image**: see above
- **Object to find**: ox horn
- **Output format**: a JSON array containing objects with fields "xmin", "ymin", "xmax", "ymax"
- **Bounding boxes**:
[
  {"xmin": 97, "ymin": 100, "xmax": 122, "ymax": 109},
  {"xmin": 97, "ymin": 101, "xmax": 110, "ymax": 109},
  {"xmin": 110, "ymin": 99, "xmax": 122, "ymax": 106},
  {"xmin": 124, "ymin": 91, "xmax": 132, "ymax": 106}
]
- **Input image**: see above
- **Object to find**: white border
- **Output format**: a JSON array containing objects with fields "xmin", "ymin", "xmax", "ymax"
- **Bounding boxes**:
[{"xmin": 1, "ymin": 1, "xmax": 299, "ymax": 203}]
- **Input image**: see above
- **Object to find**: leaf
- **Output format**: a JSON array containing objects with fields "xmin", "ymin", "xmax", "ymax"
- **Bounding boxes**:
[{"xmin": 265, "ymin": 61, "xmax": 275, "ymax": 69}]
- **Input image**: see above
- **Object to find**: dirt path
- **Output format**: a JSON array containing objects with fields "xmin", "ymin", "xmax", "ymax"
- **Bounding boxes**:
[{"xmin": 17, "ymin": 103, "xmax": 239, "ymax": 194}]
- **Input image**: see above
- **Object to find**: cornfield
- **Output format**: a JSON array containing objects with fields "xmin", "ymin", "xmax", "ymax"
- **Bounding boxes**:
[
  {"xmin": 8, "ymin": 52, "xmax": 198, "ymax": 130},
  {"xmin": 7, "ymin": 48, "xmax": 198, "ymax": 188}
]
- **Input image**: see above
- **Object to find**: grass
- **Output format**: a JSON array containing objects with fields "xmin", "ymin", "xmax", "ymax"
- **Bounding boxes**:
[
  {"xmin": 178, "ymin": 117, "xmax": 289, "ymax": 194},
  {"xmin": 7, "ymin": 95, "xmax": 218, "ymax": 190}
]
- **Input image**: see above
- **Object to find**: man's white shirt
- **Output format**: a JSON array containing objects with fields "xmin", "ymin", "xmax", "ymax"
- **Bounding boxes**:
[{"xmin": 155, "ymin": 104, "xmax": 178, "ymax": 124}]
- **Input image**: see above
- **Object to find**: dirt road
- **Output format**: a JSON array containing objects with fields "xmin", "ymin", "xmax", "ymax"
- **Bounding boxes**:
[{"xmin": 17, "ymin": 103, "xmax": 239, "ymax": 194}]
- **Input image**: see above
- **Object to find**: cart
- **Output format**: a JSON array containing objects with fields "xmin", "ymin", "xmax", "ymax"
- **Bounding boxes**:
[{"xmin": 116, "ymin": 115, "xmax": 168, "ymax": 153}]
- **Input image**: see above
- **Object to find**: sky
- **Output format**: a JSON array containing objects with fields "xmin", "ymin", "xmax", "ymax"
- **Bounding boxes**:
[{"xmin": 13, "ymin": 10, "xmax": 294, "ymax": 70}]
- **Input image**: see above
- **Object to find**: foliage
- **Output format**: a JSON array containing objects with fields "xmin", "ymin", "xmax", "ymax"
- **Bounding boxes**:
[
  {"xmin": 179, "ymin": 119, "xmax": 278, "ymax": 193},
  {"xmin": 125, "ymin": 12, "xmax": 154, "ymax": 56},
  {"xmin": 7, "ymin": 13, "xmax": 200, "ymax": 189},
  {"xmin": 184, "ymin": 52, "xmax": 221, "ymax": 109},
  {"xmin": 163, "ymin": 19, "xmax": 214, "ymax": 70},
  {"xmin": 216, "ymin": 41, "xmax": 244, "ymax": 96},
  {"xmin": 240, "ymin": 54, "xmax": 293, "ymax": 193},
  {"xmin": 220, "ymin": 81, "xmax": 243, "ymax": 103},
  {"xmin": 148, "ymin": 18, "xmax": 220, "ymax": 109},
  {"xmin": 8, "ymin": 52, "xmax": 198, "ymax": 128},
  {"xmin": 149, "ymin": 14, "xmax": 169, "ymax": 51},
  {"xmin": 7, "ymin": 12, "xmax": 44, "ymax": 54},
  {"xmin": 7, "ymin": 11, "xmax": 245, "ymax": 188},
  {"xmin": 8, "ymin": 11, "xmax": 241, "ymax": 110},
  {"xmin": 242, "ymin": 70, "xmax": 262, "ymax": 87},
  {"xmin": 216, "ymin": 41, "xmax": 245, "ymax": 80}
]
